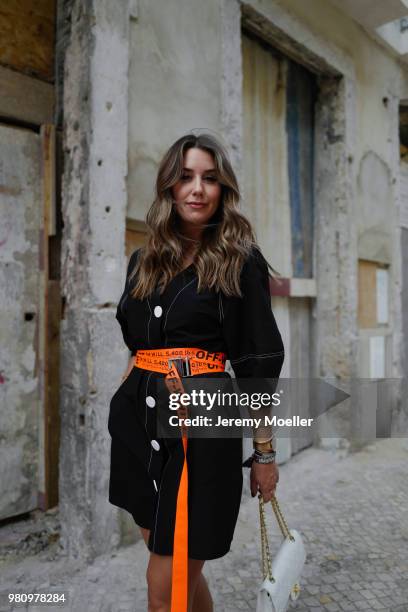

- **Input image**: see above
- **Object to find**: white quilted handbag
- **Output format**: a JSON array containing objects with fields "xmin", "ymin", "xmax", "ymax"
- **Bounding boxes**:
[{"xmin": 256, "ymin": 496, "xmax": 306, "ymax": 612}]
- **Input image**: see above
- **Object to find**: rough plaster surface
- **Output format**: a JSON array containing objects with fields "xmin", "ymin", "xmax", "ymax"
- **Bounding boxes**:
[
  {"xmin": 0, "ymin": 126, "xmax": 42, "ymax": 520},
  {"xmin": 357, "ymin": 151, "xmax": 393, "ymax": 264},
  {"xmin": 239, "ymin": 0, "xmax": 407, "ymax": 445},
  {"xmin": 220, "ymin": 0, "xmax": 243, "ymax": 177},
  {"xmin": 59, "ymin": 0, "xmax": 130, "ymax": 560},
  {"xmin": 241, "ymin": 0, "xmax": 351, "ymax": 77},
  {"xmin": 127, "ymin": 0, "xmax": 223, "ymax": 221},
  {"xmin": 314, "ymin": 77, "xmax": 358, "ymax": 447}
]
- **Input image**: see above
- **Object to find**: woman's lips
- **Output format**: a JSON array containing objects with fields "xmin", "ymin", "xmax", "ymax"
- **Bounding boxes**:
[{"xmin": 186, "ymin": 202, "xmax": 206, "ymax": 209}]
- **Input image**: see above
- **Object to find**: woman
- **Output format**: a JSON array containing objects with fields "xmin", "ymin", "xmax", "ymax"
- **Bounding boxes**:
[{"xmin": 108, "ymin": 133, "xmax": 284, "ymax": 612}]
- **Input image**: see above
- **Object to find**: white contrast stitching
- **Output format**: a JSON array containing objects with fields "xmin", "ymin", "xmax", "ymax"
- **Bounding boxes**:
[
  {"xmin": 145, "ymin": 371, "xmax": 154, "ymax": 474},
  {"xmin": 152, "ymin": 455, "xmax": 171, "ymax": 552},
  {"xmin": 145, "ymin": 371, "xmax": 153, "ymax": 430},
  {"xmin": 231, "ymin": 351, "xmax": 284, "ymax": 364},
  {"xmin": 163, "ymin": 278, "xmax": 195, "ymax": 331},
  {"xmin": 146, "ymin": 297, "xmax": 152, "ymax": 347},
  {"xmin": 147, "ymin": 446, "xmax": 153, "ymax": 474},
  {"xmin": 218, "ymin": 293, "xmax": 223, "ymax": 323}
]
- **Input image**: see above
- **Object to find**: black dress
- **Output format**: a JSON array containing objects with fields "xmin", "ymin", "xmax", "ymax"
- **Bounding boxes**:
[{"xmin": 108, "ymin": 247, "xmax": 284, "ymax": 560}]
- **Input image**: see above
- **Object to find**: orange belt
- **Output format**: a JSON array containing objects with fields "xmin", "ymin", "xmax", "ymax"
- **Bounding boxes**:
[{"xmin": 134, "ymin": 347, "xmax": 226, "ymax": 612}]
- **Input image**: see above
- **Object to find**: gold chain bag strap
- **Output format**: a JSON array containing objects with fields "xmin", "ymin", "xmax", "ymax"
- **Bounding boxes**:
[{"xmin": 256, "ymin": 495, "xmax": 306, "ymax": 612}]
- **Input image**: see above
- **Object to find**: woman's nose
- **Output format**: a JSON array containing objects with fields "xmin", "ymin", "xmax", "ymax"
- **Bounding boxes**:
[{"xmin": 192, "ymin": 176, "xmax": 203, "ymax": 194}]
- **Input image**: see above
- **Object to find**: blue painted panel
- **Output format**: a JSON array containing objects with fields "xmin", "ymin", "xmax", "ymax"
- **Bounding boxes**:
[{"xmin": 286, "ymin": 61, "xmax": 316, "ymax": 278}]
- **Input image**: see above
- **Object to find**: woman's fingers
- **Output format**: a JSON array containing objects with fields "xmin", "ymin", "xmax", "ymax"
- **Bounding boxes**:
[
  {"xmin": 250, "ymin": 469, "xmax": 259, "ymax": 497},
  {"xmin": 250, "ymin": 462, "xmax": 279, "ymax": 500},
  {"xmin": 259, "ymin": 477, "xmax": 277, "ymax": 502},
  {"xmin": 259, "ymin": 481, "xmax": 277, "ymax": 503},
  {"xmin": 250, "ymin": 462, "xmax": 280, "ymax": 501}
]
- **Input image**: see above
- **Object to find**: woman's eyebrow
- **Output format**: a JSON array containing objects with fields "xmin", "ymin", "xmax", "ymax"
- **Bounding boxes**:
[{"xmin": 182, "ymin": 167, "xmax": 217, "ymax": 173}]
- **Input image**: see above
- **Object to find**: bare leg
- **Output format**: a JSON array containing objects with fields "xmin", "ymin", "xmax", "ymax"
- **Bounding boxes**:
[
  {"xmin": 140, "ymin": 527, "xmax": 150, "ymax": 547},
  {"xmin": 146, "ymin": 551, "xmax": 172, "ymax": 612},
  {"xmin": 145, "ymin": 554, "xmax": 208, "ymax": 611},
  {"xmin": 139, "ymin": 528, "xmax": 212, "ymax": 612},
  {"xmin": 191, "ymin": 571, "xmax": 213, "ymax": 612}
]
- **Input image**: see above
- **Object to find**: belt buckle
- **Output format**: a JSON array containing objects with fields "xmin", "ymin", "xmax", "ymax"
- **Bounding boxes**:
[{"xmin": 168, "ymin": 356, "xmax": 191, "ymax": 378}]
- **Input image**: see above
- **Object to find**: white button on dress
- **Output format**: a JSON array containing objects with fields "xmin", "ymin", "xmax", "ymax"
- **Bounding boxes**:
[
  {"xmin": 154, "ymin": 305, "xmax": 163, "ymax": 318},
  {"xmin": 151, "ymin": 439, "xmax": 160, "ymax": 451},
  {"xmin": 146, "ymin": 395, "xmax": 156, "ymax": 408}
]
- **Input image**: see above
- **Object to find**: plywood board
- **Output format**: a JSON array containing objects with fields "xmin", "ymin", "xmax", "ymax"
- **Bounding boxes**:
[
  {"xmin": 126, "ymin": 218, "xmax": 147, "ymax": 257},
  {"xmin": 0, "ymin": 66, "xmax": 54, "ymax": 124},
  {"xmin": 358, "ymin": 260, "xmax": 377, "ymax": 328},
  {"xmin": 0, "ymin": 0, "xmax": 55, "ymax": 82},
  {"xmin": 41, "ymin": 125, "xmax": 56, "ymax": 236},
  {"xmin": 45, "ymin": 279, "xmax": 61, "ymax": 508},
  {"xmin": 242, "ymin": 33, "xmax": 292, "ymax": 277},
  {"xmin": 40, "ymin": 125, "xmax": 59, "ymax": 510}
]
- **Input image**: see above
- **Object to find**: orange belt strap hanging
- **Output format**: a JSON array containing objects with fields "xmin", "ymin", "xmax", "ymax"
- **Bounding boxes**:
[
  {"xmin": 134, "ymin": 348, "xmax": 226, "ymax": 612},
  {"xmin": 166, "ymin": 363, "xmax": 189, "ymax": 612}
]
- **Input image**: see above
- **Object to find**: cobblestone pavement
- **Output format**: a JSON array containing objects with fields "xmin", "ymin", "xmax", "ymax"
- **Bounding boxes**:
[{"xmin": 0, "ymin": 438, "xmax": 407, "ymax": 612}]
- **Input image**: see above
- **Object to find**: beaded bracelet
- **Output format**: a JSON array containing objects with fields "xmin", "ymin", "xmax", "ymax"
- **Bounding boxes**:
[{"xmin": 252, "ymin": 449, "xmax": 276, "ymax": 464}]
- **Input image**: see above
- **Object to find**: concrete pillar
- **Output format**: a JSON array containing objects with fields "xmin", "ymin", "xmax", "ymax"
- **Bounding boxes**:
[
  {"xmin": 59, "ymin": 0, "xmax": 130, "ymax": 559},
  {"xmin": 314, "ymin": 77, "xmax": 359, "ymax": 449},
  {"xmin": 220, "ymin": 0, "xmax": 243, "ymax": 179}
]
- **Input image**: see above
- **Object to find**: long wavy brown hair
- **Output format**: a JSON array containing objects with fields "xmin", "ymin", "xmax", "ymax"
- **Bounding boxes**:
[{"xmin": 129, "ymin": 133, "xmax": 266, "ymax": 299}]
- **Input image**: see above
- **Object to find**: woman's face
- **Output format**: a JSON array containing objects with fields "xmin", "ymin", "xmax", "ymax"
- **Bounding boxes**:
[{"xmin": 172, "ymin": 147, "xmax": 222, "ymax": 236}]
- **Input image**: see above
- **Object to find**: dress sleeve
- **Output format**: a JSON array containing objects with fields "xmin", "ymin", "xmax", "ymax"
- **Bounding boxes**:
[
  {"xmin": 221, "ymin": 248, "xmax": 285, "ymax": 467},
  {"xmin": 115, "ymin": 249, "xmax": 140, "ymax": 355},
  {"xmin": 221, "ymin": 247, "xmax": 285, "ymax": 380}
]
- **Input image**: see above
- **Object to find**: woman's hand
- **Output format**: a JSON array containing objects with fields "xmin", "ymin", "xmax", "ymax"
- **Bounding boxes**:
[
  {"xmin": 121, "ymin": 355, "xmax": 134, "ymax": 382},
  {"xmin": 250, "ymin": 461, "xmax": 279, "ymax": 503}
]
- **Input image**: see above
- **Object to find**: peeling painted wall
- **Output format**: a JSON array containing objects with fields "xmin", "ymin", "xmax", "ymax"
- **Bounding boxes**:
[{"xmin": 357, "ymin": 152, "xmax": 394, "ymax": 264}]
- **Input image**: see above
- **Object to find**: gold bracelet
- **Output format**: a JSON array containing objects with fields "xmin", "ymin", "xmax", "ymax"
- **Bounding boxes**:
[
  {"xmin": 254, "ymin": 440, "xmax": 274, "ymax": 453},
  {"xmin": 253, "ymin": 433, "xmax": 275, "ymax": 451}
]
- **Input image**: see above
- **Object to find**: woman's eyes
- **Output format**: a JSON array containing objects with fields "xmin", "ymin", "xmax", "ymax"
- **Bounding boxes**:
[{"xmin": 180, "ymin": 174, "xmax": 218, "ymax": 182}]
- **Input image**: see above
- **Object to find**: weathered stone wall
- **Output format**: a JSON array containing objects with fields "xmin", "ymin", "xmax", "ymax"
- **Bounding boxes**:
[
  {"xmin": 59, "ymin": 0, "xmax": 130, "ymax": 559},
  {"xmin": 236, "ymin": 0, "xmax": 406, "ymax": 446},
  {"xmin": 0, "ymin": 127, "xmax": 42, "ymax": 519},
  {"xmin": 55, "ymin": 0, "xmax": 75, "ymax": 127},
  {"xmin": 127, "ymin": 0, "xmax": 223, "ymax": 221}
]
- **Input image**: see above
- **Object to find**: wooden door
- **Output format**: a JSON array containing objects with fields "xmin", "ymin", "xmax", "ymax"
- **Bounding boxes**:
[{"xmin": 242, "ymin": 33, "xmax": 316, "ymax": 460}]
